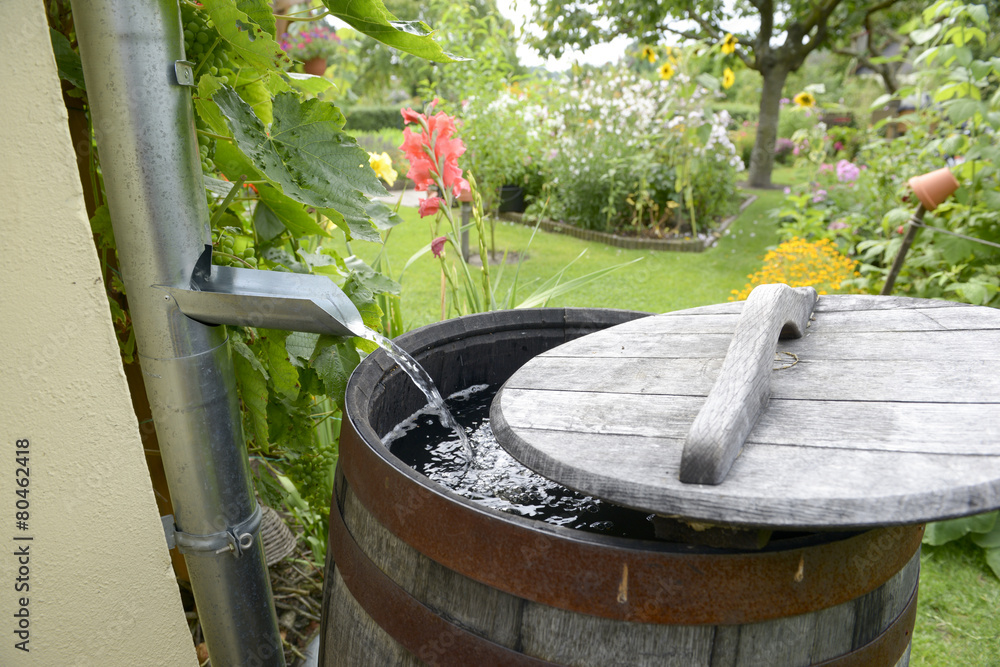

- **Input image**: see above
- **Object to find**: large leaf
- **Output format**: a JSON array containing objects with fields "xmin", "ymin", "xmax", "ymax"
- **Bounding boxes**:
[
  {"xmin": 201, "ymin": 0, "xmax": 292, "ymax": 70},
  {"xmin": 213, "ymin": 87, "xmax": 384, "ymax": 239},
  {"xmin": 312, "ymin": 339, "xmax": 361, "ymax": 410},
  {"xmin": 260, "ymin": 329, "xmax": 300, "ymax": 401},
  {"xmin": 322, "ymin": 0, "xmax": 466, "ymax": 63},
  {"xmin": 924, "ymin": 512, "xmax": 998, "ymax": 546},
  {"xmin": 236, "ymin": 0, "xmax": 276, "ymax": 37},
  {"xmin": 49, "ymin": 29, "xmax": 86, "ymax": 90},
  {"xmin": 232, "ymin": 339, "xmax": 270, "ymax": 452},
  {"xmin": 255, "ymin": 185, "xmax": 330, "ymax": 237},
  {"xmin": 195, "ymin": 74, "xmax": 232, "ymax": 136}
]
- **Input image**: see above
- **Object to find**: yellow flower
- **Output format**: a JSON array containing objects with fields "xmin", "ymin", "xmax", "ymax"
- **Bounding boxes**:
[
  {"xmin": 730, "ymin": 237, "xmax": 859, "ymax": 301},
  {"xmin": 640, "ymin": 45, "xmax": 657, "ymax": 63},
  {"xmin": 658, "ymin": 62, "xmax": 675, "ymax": 81},
  {"xmin": 368, "ymin": 151, "xmax": 397, "ymax": 187},
  {"xmin": 793, "ymin": 91, "xmax": 816, "ymax": 108},
  {"xmin": 722, "ymin": 67, "xmax": 735, "ymax": 89},
  {"xmin": 721, "ymin": 33, "xmax": 738, "ymax": 55}
]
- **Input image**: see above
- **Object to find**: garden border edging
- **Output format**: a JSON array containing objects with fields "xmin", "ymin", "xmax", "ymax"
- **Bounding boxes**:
[{"xmin": 497, "ymin": 195, "xmax": 757, "ymax": 253}]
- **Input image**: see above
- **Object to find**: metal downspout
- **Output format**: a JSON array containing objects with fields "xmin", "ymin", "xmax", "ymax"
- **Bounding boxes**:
[{"xmin": 70, "ymin": 0, "xmax": 284, "ymax": 664}]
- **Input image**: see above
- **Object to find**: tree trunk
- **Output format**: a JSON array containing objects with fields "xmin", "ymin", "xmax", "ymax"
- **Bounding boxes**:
[{"xmin": 747, "ymin": 65, "xmax": 790, "ymax": 189}]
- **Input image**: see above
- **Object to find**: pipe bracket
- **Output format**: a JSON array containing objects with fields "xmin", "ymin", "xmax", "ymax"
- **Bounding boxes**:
[
  {"xmin": 164, "ymin": 504, "xmax": 262, "ymax": 558},
  {"xmin": 174, "ymin": 60, "xmax": 195, "ymax": 86}
]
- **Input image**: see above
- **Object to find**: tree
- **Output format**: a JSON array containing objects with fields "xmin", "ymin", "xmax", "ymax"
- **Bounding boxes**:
[{"xmin": 526, "ymin": 0, "xmax": 903, "ymax": 188}]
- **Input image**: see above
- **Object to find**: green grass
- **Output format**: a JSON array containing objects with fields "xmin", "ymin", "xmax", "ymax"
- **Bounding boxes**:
[
  {"xmin": 350, "ymin": 188, "xmax": 786, "ymax": 329},
  {"xmin": 338, "ymin": 168, "xmax": 1000, "ymax": 664}
]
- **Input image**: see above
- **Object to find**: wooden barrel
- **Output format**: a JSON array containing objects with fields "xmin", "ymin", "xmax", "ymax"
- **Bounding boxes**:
[{"xmin": 321, "ymin": 309, "xmax": 921, "ymax": 667}]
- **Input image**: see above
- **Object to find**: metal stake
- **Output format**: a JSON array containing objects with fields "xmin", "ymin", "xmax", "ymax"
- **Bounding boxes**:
[
  {"xmin": 881, "ymin": 204, "xmax": 927, "ymax": 296},
  {"xmin": 70, "ymin": 0, "xmax": 284, "ymax": 664}
]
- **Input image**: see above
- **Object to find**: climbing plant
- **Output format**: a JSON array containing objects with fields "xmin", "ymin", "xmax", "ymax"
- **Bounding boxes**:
[{"xmin": 50, "ymin": 0, "xmax": 459, "ymax": 560}]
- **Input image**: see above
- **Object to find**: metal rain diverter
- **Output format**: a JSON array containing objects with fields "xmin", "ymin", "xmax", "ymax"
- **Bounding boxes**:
[{"xmin": 491, "ymin": 284, "xmax": 1000, "ymax": 530}]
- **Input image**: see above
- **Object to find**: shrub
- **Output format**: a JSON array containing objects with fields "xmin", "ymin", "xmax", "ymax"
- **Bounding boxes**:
[
  {"xmin": 344, "ymin": 105, "xmax": 405, "ymax": 132},
  {"xmin": 534, "ymin": 67, "xmax": 743, "ymax": 235}
]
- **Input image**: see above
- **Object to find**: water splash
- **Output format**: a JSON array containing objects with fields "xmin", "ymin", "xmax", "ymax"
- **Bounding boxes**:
[
  {"xmin": 363, "ymin": 329, "xmax": 472, "ymax": 457},
  {"xmin": 385, "ymin": 384, "xmax": 657, "ymax": 538}
]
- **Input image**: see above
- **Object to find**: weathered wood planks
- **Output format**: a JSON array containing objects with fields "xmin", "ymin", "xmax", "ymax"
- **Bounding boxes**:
[{"xmin": 492, "ymin": 295, "xmax": 1000, "ymax": 528}]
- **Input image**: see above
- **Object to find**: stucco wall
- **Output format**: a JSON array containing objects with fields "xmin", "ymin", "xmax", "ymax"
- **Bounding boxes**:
[{"xmin": 0, "ymin": 2, "xmax": 197, "ymax": 664}]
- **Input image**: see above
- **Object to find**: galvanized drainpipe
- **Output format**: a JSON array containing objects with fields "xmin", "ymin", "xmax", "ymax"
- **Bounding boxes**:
[{"xmin": 71, "ymin": 1, "xmax": 284, "ymax": 664}]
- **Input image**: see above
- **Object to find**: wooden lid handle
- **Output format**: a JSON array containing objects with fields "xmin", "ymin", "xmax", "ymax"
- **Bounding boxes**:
[{"xmin": 680, "ymin": 284, "xmax": 818, "ymax": 485}]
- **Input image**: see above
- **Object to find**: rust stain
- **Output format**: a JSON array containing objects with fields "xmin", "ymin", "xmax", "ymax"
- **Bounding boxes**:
[{"xmin": 617, "ymin": 563, "xmax": 628, "ymax": 604}]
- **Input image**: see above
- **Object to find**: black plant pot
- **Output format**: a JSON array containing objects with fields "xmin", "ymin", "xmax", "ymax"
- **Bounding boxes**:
[{"xmin": 497, "ymin": 184, "xmax": 526, "ymax": 213}]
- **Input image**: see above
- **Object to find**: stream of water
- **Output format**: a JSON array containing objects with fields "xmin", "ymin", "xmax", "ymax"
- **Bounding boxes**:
[{"xmin": 362, "ymin": 330, "xmax": 472, "ymax": 456}]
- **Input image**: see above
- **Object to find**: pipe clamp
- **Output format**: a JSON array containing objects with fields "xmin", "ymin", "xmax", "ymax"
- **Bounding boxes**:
[{"xmin": 163, "ymin": 504, "xmax": 262, "ymax": 558}]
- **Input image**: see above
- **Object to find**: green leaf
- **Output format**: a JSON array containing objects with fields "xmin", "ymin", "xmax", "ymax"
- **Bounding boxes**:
[
  {"xmin": 322, "ymin": 0, "xmax": 466, "ymax": 63},
  {"xmin": 342, "ymin": 273, "xmax": 384, "ymax": 333},
  {"xmin": 256, "ymin": 186, "xmax": 330, "ymax": 237},
  {"xmin": 367, "ymin": 198, "xmax": 403, "ymax": 231},
  {"xmin": 342, "ymin": 255, "xmax": 401, "ymax": 295},
  {"xmin": 985, "ymin": 547, "xmax": 1000, "ymax": 580},
  {"xmin": 235, "ymin": 0, "xmax": 276, "ymax": 37},
  {"xmin": 910, "ymin": 24, "xmax": 941, "ymax": 45},
  {"xmin": 201, "ymin": 0, "xmax": 292, "ymax": 70},
  {"xmin": 948, "ymin": 99, "xmax": 982, "ymax": 124},
  {"xmin": 195, "ymin": 74, "xmax": 232, "ymax": 136},
  {"xmin": 286, "ymin": 332, "xmax": 321, "ymax": 368},
  {"xmin": 260, "ymin": 329, "xmax": 299, "ymax": 400},
  {"xmin": 312, "ymin": 339, "xmax": 361, "ymax": 410},
  {"xmin": 213, "ymin": 87, "xmax": 386, "ymax": 235},
  {"xmin": 869, "ymin": 93, "xmax": 895, "ymax": 111},
  {"xmin": 285, "ymin": 72, "xmax": 337, "ymax": 94},
  {"xmin": 49, "ymin": 29, "xmax": 86, "ymax": 90},
  {"xmin": 232, "ymin": 340, "xmax": 270, "ymax": 451},
  {"xmin": 971, "ymin": 521, "xmax": 1000, "ymax": 549},
  {"xmin": 90, "ymin": 205, "xmax": 114, "ymax": 239},
  {"xmin": 924, "ymin": 512, "xmax": 998, "ymax": 546}
]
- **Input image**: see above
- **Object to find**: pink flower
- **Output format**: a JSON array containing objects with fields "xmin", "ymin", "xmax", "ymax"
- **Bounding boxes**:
[
  {"xmin": 828, "ymin": 220, "xmax": 849, "ymax": 231},
  {"xmin": 834, "ymin": 141, "xmax": 844, "ymax": 152},
  {"xmin": 401, "ymin": 107, "xmax": 424, "ymax": 125},
  {"xmin": 836, "ymin": 159, "xmax": 860, "ymax": 183},
  {"xmin": 819, "ymin": 163, "xmax": 833, "ymax": 174},
  {"xmin": 812, "ymin": 189, "xmax": 827, "ymax": 203},
  {"xmin": 400, "ymin": 110, "xmax": 470, "ymax": 197},
  {"xmin": 419, "ymin": 196, "xmax": 445, "ymax": 218},
  {"xmin": 431, "ymin": 236, "xmax": 447, "ymax": 258},
  {"xmin": 783, "ymin": 187, "xmax": 791, "ymax": 195}
]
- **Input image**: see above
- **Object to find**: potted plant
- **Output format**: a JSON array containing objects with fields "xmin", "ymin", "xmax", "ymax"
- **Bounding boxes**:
[{"xmin": 279, "ymin": 23, "xmax": 342, "ymax": 76}]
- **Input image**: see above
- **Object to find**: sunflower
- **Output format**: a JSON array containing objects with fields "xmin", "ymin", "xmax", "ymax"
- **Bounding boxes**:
[
  {"xmin": 658, "ymin": 62, "xmax": 675, "ymax": 81},
  {"xmin": 793, "ymin": 91, "xmax": 816, "ymax": 108},
  {"xmin": 722, "ymin": 67, "xmax": 735, "ymax": 89},
  {"xmin": 721, "ymin": 33, "xmax": 738, "ymax": 55},
  {"xmin": 640, "ymin": 45, "xmax": 657, "ymax": 63}
]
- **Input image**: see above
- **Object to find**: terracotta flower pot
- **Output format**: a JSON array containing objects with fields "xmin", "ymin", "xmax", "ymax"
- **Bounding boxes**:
[
  {"xmin": 303, "ymin": 57, "xmax": 327, "ymax": 76},
  {"xmin": 908, "ymin": 167, "xmax": 959, "ymax": 211}
]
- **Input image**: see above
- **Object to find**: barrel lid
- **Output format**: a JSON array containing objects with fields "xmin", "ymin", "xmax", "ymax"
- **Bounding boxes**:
[{"xmin": 490, "ymin": 293, "xmax": 1000, "ymax": 529}]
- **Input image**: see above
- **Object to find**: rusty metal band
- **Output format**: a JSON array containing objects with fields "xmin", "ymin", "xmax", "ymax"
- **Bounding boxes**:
[
  {"xmin": 329, "ymin": 471, "xmax": 558, "ymax": 667},
  {"xmin": 816, "ymin": 582, "xmax": 918, "ymax": 667},
  {"xmin": 339, "ymin": 421, "xmax": 924, "ymax": 626}
]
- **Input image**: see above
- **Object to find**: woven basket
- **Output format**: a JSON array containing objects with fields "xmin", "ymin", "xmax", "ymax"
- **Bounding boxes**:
[{"xmin": 260, "ymin": 504, "xmax": 297, "ymax": 566}]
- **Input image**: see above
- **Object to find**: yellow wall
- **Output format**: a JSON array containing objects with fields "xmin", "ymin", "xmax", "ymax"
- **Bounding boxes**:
[{"xmin": 0, "ymin": 2, "xmax": 197, "ymax": 664}]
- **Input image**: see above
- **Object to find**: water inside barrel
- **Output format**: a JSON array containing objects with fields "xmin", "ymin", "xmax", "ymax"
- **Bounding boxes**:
[{"xmin": 385, "ymin": 383, "xmax": 660, "ymax": 539}]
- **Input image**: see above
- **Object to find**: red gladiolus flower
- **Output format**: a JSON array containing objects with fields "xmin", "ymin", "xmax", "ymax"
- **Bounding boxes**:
[
  {"xmin": 419, "ymin": 196, "xmax": 445, "ymax": 218},
  {"xmin": 431, "ymin": 236, "xmax": 447, "ymax": 258},
  {"xmin": 401, "ymin": 107, "xmax": 424, "ymax": 126},
  {"xmin": 400, "ymin": 109, "xmax": 470, "ymax": 197}
]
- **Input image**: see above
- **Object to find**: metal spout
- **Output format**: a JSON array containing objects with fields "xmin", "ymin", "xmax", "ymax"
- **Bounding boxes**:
[{"xmin": 163, "ymin": 246, "xmax": 367, "ymax": 338}]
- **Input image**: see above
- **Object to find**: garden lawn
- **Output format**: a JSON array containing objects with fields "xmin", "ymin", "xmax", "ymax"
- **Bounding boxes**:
[
  {"xmin": 351, "ymin": 190, "xmax": 784, "ymax": 330},
  {"xmin": 341, "ymin": 175, "xmax": 1000, "ymax": 666}
]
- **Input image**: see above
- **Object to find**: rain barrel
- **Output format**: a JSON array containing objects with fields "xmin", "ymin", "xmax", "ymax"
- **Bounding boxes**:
[{"xmin": 320, "ymin": 308, "xmax": 921, "ymax": 666}]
